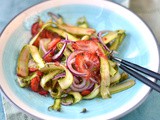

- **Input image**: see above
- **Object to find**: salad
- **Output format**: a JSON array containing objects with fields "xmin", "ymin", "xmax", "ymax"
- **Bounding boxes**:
[{"xmin": 16, "ymin": 12, "xmax": 135, "ymax": 111}]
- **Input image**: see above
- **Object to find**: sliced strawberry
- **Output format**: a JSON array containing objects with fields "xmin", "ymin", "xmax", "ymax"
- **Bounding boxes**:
[
  {"xmin": 48, "ymin": 37, "xmax": 61, "ymax": 50},
  {"xmin": 31, "ymin": 21, "xmax": 43, "ymax": 36},
  {"xmin": 33, "ymin": 37, "xmax": 41, "ymax": 47},
  {"xmin": 36, "ymin": 71, "xmax": 43, "ymax": 77},
  {"xmin": 29, "ymin": 67, "xmax": 38, "ymax": 72},
  {"xmin": 43, "ymin": 53, "xmax": 53, "ymax": 62},
  {"xmin": 75, "ymin": 52, "xmax": 100, "ymax": 80},
  {"xmin": 30, "ymin": 76, "xmax": 40, "ymax": 92},
  {"xmin": 72, "ymin": 40, "xmax": 99, "ymax": 54},
  {"xmin": 31, "ymin": 21, "xmax": 60, "ymax": 47},
  {"xmin": 38, "ymin": 88, "xmax": 48, "ymax": 96},
  {"xmin": 81, "ymin": 90, "xmax": 91, "ymax": 96},
  {"xmin": 30, "ymin": 75, "xmax": 48, "ymax": 96},
  {"xmin": 44, "ymin": 30, "xmax": 59, "ymax": 39}
]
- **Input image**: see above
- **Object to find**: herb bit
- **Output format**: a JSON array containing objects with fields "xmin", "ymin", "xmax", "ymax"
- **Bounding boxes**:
[{"xmin": 81, "ymin": 108, "xmax": 87, "ymax": 113}]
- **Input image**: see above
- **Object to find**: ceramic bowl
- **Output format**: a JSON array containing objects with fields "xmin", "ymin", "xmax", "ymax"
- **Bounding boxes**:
[{"xmin": 0, "ymin": 0, "xmax": 159, "ymax": 120}]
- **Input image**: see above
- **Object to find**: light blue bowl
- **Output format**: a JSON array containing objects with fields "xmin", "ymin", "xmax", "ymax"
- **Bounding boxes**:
[{"xmin": 0, "ymin": 0, "xmax": 159, "ymax": 120}]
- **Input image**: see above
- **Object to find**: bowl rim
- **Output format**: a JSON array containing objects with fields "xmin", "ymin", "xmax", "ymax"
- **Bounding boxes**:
[{"xmin": 0, "ymin": 0, "xmax": 160, "ymax": 119}]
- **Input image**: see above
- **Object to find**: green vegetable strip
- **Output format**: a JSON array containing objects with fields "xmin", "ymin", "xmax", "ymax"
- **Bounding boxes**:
[
  {"xmin": 29, "ymin": 45, "xmax": 45, "ymax": 68},
  {"xmin": 17, "ymin": 77, "xmax": 28, "ymax": 88},
  {"xmin": 46, "ymin": 26, "xmax": 78, "ymax": 41},
  {"xmin": 17, "ymin": 72, "xmax": 37, "ymax": 87},
  {"xmin": 119, "ymin": 72, "xmax": 129, "ymax": 82},
  {"xmin": 58, "ymin": 64, "xmax": 73, "ymax": 89},
  {"xmin": 77, "ymin": 17, "xmax": 90, "ymax": 39},
  {"xmin": 57, "ymin": 17, "xmax": 64, "ymax": 25},
  {"xmin": 49, "ymin": 98, "xmax": 61, "ymax": 111},
  {"xmin": 40, "ymin": 70, "xmax": 61, "ymax": 91},
  {"xmin": 67, "ymin": 44, "xmax": 74, "ymax": 52},
  {"xmin": 57, "ymin": 43, "xmax": 71, "ymax": 59},
  {"xmin": 109, "ymin": 36, "xmax": 120, "ymax": 51},
  {"xmin": 29, "ymin": 22, "xmax": 53, "ymax": 45},
  {"xmin": 102, "ymin": 31, "xmax": 118, "ymax": 44},
  {"xmin": 61, "ymin": 95, "xmax": 74, "ymax": 104},
  {"xmin": 109, "ymin": 80, "xmax": 135, "ymax": 94},
  {"xmin": 77, "ymin": 17, "xmax": 89, "ymax": 28},
  {"xmin": 50, "ymin": 86, "xmax": 62, "ymax": 98},
  {"xmin": 109, "ymin": 63, "xmax": 117, "ymax": 77},
  {"xmin": 100, "ymin": 57, "xmax": 111, "ymax": 99},
  {"xmin": 40, "ymin": 63, "xmax": 63, "ymax": 73},
  {"xmin": 108, "ymin": 60, "xmax": 117, "ymax": 67},
  {"xmin": 39, "ymin": 38, "xmax": 51, "ymax": 57},
  {"xmin": 81, "ymin": 35, "xmax": 90, "ymax": 40},
  {"xmin": 109, "ymin": 30, "xmax": 126, "ymax": 51},
  {"xmin": 63, "ymin": 47, "xmax": 72, "ymax": 59},
  {"xmin": 83, "ymin": 84, "xmax": 100, "ymax": 100},
  {"xmin": 23, "ymin": 72, "xmax": 37, "ymax": 82},
  {"xmin": 118, "ymin": 30, "xmax": 126, "ymax": 45},
  {"xmin": 56, "ymin": 24, "xmax": 95, "ymax": 36},
  {"xmin": 17, "ymin": 45, "xmax": 30, "ymax": 77},
  {"xmin": 68, "ymin": 91, "xmax": 82, "ymax": 104},
  {"xmin": 40, "ymin": 62, "xmax": 73, "ymax": 90},
  {"xmin": 110, "ymin": 71, "xmax": 121, "ymax": 84}
]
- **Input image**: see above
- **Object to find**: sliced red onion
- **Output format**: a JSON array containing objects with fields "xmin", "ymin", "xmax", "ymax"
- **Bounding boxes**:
[
  {"xmin": 97, "ymin": 31, "xmax": 111, "ymax": 53},
  {"xmin": 72, "ymin": 77, "xmax": 87, "ymax": 89},
  {"xmin": 52, "ymin": 72, "xmax": 66, "ymax": 80},
  {"xmin": 89, "ymin": 77, "xmax": 98, "ymax": 83},
  {"xmin": 61, "ymin": 97, "xmax": 73, "ymax": 106},
  {"xmin": 43, "ymin": 48, "xmax": 54, "ymax": 59},
  {"xmin": 60, "ymin": 35, "xmax": 75, "ymax": 44},
  {"xmin": 61, "ymin": 101, "xmax": 73, "ymax": 106},
  {"xmin": 64, "ymin": 88, "xmax": 72, "ymax": 93},
  {"xmin": 87, "ymin": 82, "xmax": 95, "ymax": 90},
  {"xmin": 52, "ymin": 42, "xmax": 67, "ymax": 61},
  {"xmin": 70, "ymin": 80, "xmax": 90, "ymax": 92},
  {"xmin": 93, "ymin": 85, "xmax": 100, "ymax": 92},
  {"xmin": 73, "ymin": 76, "xmax": 80, "ymax": 84},
  {"xmin": 97, "ymin": 30, "xmax": 111, "ymax": 35},
  {"xmin": 67, "ymin": 51, "xmax": 86, "ymax": 76}
]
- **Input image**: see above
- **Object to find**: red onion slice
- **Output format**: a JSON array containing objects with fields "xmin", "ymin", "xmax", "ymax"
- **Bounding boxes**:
[
  {"xmin": 61, "ymin": 101, "xmax": 73, "ymax": 106},
  {"xmin": 67, "ymin": 51, "xmax": 86, "ymax": 76},
  {"xmin": 87, "ymin": 82, "xmax": 95, "ymax": 90},
  {"xmin": 52, "ymin": 42, "xmax": 67, "ymax": 61},
  {"xmin": 52, "ymin": 72, "xmax": 66, "ymax": 80},
  {"xmin": 72, "ymin": 77, "xmax": 87, "ymax": 89},
  {"xmin": 97, "ymin": 31, "xmax": 111, "ymax": 53},
  {"xmin": 89, "ymin": 77, "xmax": 98, "ymax": 83},
  {"xmin": 61, "ymin": 96, "xmax": 74, "ymax": 106},
  {"xmin": 43, "ymin": 48, "xmax": 54, "ymax": 59},
  {"xmin": 73, "ymin": 76, "xmax": 80, "ymax": 84},
  {"xmin": 70, "ymin": 80, "xmax": 91, "ymax": 92}
]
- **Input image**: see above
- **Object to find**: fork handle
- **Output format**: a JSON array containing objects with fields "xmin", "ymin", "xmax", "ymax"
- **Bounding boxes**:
[
  {"xmin": 119, "ymin": 64, "xmax": 160, "ymax": 93},
  {"xmin": 113, "ymin": 57, "xmax": 160, "ymax": 80}
]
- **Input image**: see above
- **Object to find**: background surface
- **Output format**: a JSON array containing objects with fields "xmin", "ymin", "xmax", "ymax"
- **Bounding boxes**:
[{"xmin": 0, "ymin": 0, "xmax": 160, "ymax": 120}]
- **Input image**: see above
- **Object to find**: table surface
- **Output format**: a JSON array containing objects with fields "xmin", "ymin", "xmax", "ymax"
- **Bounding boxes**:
[{"xmin": 1, "ymin": 0, "xmax": 160, "ymax": 120}]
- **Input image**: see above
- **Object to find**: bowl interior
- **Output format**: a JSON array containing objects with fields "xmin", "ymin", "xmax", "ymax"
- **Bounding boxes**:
[{"xmin": 0, "ymin": 0, "xmax": 159, "ymax": 120}]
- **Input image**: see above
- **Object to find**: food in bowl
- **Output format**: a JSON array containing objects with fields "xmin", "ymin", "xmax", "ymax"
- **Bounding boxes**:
[
  {"xmin": 0, "ymin": 0, "xmax": 159, "ymax": 119},
  {"xmin": 16, "ymin": 12, "xmax": 135, "ymax": 111}
]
